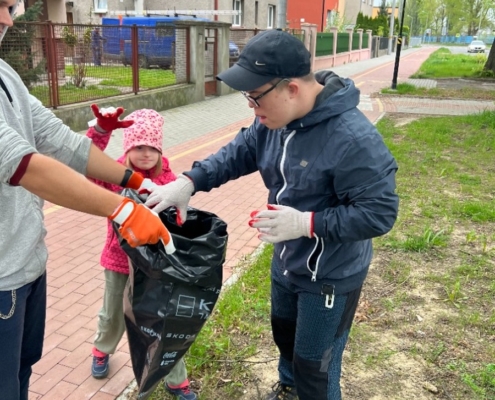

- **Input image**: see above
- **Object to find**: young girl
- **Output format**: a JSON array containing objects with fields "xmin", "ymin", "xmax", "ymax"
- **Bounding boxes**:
[{"xmin": 87, "ymin": 105, "xmax": 197, "ymax": 400}]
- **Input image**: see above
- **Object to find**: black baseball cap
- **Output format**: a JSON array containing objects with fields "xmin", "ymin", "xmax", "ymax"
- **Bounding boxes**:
[{"xmin": 217, "ymin": 29, "xmax": 311, "ymax": 92}]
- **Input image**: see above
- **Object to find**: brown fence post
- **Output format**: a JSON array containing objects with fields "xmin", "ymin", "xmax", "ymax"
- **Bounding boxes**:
[
  {"xmin": 45, "ymin": 21, "xmax": 60, "ymax": 108},
  {"xmin": 131, "ymin": 24, "xmax": 139, "ymax": 94}
]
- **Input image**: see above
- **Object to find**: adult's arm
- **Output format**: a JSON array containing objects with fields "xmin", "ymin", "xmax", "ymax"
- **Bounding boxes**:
[
  {"xmin": 17, "ymin": 153, "xmax": 122, "ymax": 217},
  {"xmin": 15, "ymin": 153, "xmax": 174, "ymax": 250},
  {"xmin": 29, "ymin": 97, "xmax": 144, "ymax": 189}
]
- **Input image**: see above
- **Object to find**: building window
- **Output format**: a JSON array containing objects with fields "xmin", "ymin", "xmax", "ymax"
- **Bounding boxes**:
[
  {"xmin": 327, "ymin": 10, "xmax": 336, "ymax": 27},
  {"xmin": 94, "ymin": 0, "xmax": 107, "ymax": 12},
  {"xmin": 233, "ymin": 0, "xmax": 242, "ymax": 27},
  {"xmin": 268, "ymin": 5, "xmax": 276, "ymax": 29},
  {"xmin": 255, "ymin": 1, "xmax": 259, "ymax": 26}
]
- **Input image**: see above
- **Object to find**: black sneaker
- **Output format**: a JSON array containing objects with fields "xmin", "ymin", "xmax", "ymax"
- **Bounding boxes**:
[
  {"xmin": 91, "ymin": 348, "xmax": 109, "ymax": 379},
  {"xmin": 265, "ymin": 381, "xmax": 298, "ymax": 400}
]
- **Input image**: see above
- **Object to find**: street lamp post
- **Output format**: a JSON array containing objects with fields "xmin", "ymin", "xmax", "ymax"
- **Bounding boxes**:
[{"xmin": 391, "ymin": 0, "xmax": 407, "ymax": 89}]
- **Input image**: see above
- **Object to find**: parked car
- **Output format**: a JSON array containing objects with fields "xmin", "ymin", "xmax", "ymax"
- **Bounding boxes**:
[
  {"xmin": 229, "ymin": 41, "xmax": 240, "ymax": 58},
  {"xmin": 102, "ymin": 15, "xmax": 209, "ymax": 69},
  {"xmin": 229, "ymin": 41, "xmax": 240, "ymax": 66},
  {"xmin": 467, "ymin": 40, "xmax": 486, "ymax": 53}
]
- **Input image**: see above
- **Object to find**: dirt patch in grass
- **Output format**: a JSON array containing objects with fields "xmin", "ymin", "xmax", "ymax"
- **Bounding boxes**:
[{"xmin": 237, "ymin": 342, "xmax": 279, "ymax": 400}]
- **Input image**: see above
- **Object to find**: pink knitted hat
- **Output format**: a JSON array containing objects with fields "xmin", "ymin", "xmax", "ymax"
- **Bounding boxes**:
[{"xmin": 123, "ymin": 109, "xmax": 164, "ymax": 153}]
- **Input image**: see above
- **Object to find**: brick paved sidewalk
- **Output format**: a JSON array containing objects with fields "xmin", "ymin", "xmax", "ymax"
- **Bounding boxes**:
[{"xmin": 30, "ymin": 45, "xmax": 494, "ymax": 400}]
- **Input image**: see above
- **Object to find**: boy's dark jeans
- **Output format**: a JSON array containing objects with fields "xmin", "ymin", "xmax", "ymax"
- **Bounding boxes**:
[
  {"xmin": 0, "ymin": 272, "xmax": 46, "ymax": 400},
  {"xmin": 271, "ymin": 262, "xmax": 361, "ymax": 400}
]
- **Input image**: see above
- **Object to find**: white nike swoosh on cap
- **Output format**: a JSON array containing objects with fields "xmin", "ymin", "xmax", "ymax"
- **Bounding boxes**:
[{"xmin": 255, "ymin": 61, "xmax": 266, "ymax": 66}]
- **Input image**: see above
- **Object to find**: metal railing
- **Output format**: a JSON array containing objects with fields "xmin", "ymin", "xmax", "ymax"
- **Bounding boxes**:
[
  {"xmin": 229, "ymin": 28, "xmax": 305, "ymax": 64},
  {"xmin": 1, "ymin": 21, "xmax": 190, "ymax": 108}
]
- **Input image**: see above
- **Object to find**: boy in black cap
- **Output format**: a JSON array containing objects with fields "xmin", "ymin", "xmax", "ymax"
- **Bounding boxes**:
[{"xmin": 146, "ymin": 29, "xmax": 399, "ymax": 400}]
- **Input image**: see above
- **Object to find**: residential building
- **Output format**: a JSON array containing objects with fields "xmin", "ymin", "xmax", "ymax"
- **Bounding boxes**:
[
  {"xmin": 285, "ymin": 0, "xmax": 375, "ymax": 32},
  {"xmin": 345, "ymin": 0, "xmax": 373, "ymax": 27},
  {"xmin": 287, "ymin": 0, "xmax": 340, "ymax": 32},
  {"xmin": 371, "ymin": 5, "xmax": 400, "ymax": 18},
  {"xmin": 26, "ymin": 0, "xmax": 277, "ymax": 29}
]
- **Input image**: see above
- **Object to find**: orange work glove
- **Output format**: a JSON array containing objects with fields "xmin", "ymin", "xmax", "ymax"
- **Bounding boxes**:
[
  {"xmin": 121, "ymin": 170, "xmax": 158, "ymax": 197},
  {"xmin": 109, "ymin": 198, "xmax": 175, "ymax": 253}
]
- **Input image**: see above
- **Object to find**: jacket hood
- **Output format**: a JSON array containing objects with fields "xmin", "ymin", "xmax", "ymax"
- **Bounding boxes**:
[{"xmin": 286, "ymin": 70, "xmax": 360, "ymax": 131}]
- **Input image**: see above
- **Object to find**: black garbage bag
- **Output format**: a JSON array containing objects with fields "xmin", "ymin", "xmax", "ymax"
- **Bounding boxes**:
[{"xmin": 115, "ymin": 189, "xmax": 228, "ymax": 399}]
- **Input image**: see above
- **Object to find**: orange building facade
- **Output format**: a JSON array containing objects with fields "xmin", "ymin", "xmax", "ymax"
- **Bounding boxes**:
[{"xmin": 287, "ymin": 0, "xmax": 340, "ymax": 32}]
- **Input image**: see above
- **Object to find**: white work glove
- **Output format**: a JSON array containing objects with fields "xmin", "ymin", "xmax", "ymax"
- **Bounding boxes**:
[
  {"xmin": 137, "ymin": 178, "xmax": 157, "ymax": 200},
  {"xmin": 249, "ymin": 204, "xmax": 314, "ymax": 244},
  {"xmin": 145, "ymin": 174, "xmax": 194, "ymax": 225}
]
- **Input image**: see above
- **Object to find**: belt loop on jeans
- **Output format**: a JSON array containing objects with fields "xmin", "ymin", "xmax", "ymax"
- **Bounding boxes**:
[{"xmin": 321, "ymin": 284, "xmax": 335, "ymax": 309}]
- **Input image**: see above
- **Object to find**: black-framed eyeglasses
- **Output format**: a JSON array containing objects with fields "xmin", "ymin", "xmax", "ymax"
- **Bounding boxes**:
[{"xmin": 241, "ymin": 79, "xmax": 290, "ymax": 107}]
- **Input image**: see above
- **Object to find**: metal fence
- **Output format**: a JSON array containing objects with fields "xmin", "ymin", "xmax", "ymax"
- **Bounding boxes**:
[
  {"xmin": 229, "ymin": 28, "xmax": 305, "ymax": 65},
  {"xmin": 316, "ymin": 32, "xmax": 334, "ymax": 57},
  {"xmin": 370, "ymin": 36, "xmax": 395, "ymax": 58},
  {"xmin": 229, "ymin": 28, "xmax": 262, "ymax": 56},
  {"xmin": 316, "ymin": 31, "xmax": 367, "ymax": 57},
  {"xmin": 1, "ymin": 21, "xmax": 190, "ymax": 108},
  {"xmin": 362, "ymin": 32, "xmax": 369, "ymax": 49}
]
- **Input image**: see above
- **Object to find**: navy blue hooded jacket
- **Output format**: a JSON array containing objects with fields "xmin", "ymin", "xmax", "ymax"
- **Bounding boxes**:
[{"xmin": 186, "ymin": 71, "xmax": 399, "ymax": 294}]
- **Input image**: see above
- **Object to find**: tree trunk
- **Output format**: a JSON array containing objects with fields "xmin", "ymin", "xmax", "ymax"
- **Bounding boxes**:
[{"xmin": 484, "ymin": 43, "xmax": 495, "ymax": 73}]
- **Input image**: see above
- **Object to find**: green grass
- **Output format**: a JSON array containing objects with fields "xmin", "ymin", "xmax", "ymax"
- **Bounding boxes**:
[
  {"xmin": 411, "ymin": 47, "xmax": 489, "ymax": 78},
  {"xmin": 453, "ymin": 201, "xmax": 495, "ymax": 222},
  {"xmin": 375, "ymin": 111, "xmax": 495, "ymax": 250},
  {"xmin": 462, "ymin": 364, "xmax": 495, "ymax": 398},
  {"xmin": 29, "ymin": 65, "xmax": 177, "ymax": 106},
  {"xmin": 385, "ymin": 226, "xmax": 450, "ymax": 252},
  {"xmin": 65, "ymin": 65, "xmax": 176, "ymax": 88},
  {"xmin": 29, "ymin": 83, "xmax": 122, "ymax": 106},
  {"xmin": 381, "ymin": 82, "xmax": 495, "ymax": 100},
  {"xmin": 369, "ymin": 111, "xmax": 495, "ymax": 397}
]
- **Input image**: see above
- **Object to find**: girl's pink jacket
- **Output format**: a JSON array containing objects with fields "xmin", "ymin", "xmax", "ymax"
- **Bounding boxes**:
[{"xmin": 87, "ymin": 127, "xmax": 176, "ymax": 274}]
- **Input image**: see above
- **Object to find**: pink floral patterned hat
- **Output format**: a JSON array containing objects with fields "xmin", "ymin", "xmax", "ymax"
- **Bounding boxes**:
[{"xmin": 123, "ymin": 109, "xmax": 164, "ymax": 153}]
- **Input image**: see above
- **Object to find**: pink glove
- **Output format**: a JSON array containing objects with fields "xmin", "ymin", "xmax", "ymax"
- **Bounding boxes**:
[
  {"xmin": 90, "ymin": 104, "xmax": 134, "ymax": 132},
  {"xmin": 249, "ymin": 204, "xmax": 314, "ymax": 243}
]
